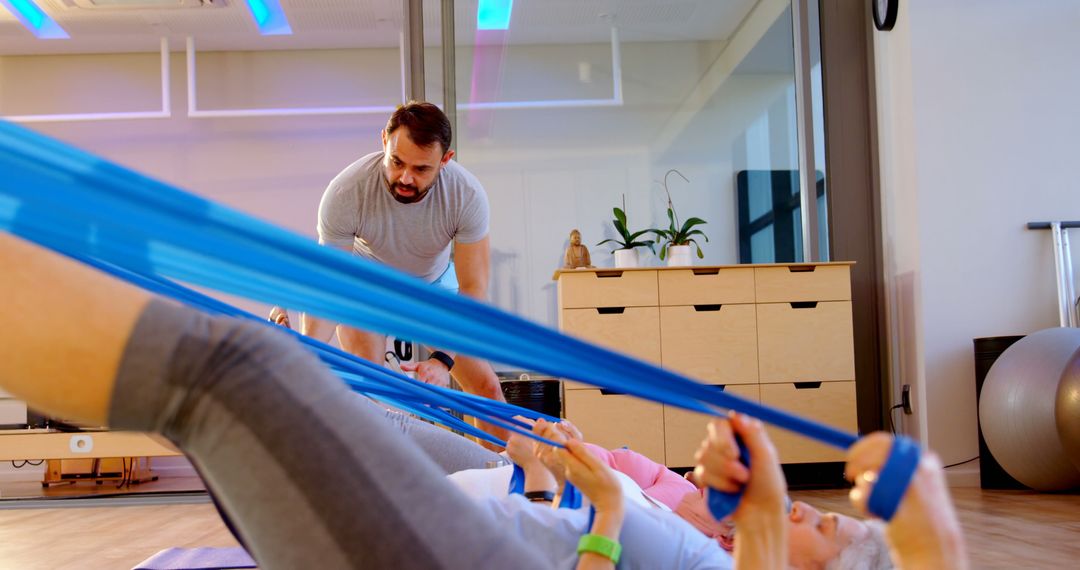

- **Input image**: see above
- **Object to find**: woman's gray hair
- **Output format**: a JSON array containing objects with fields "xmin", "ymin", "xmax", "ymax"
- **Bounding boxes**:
[{"xmin": 825, "ymin": 520, "xmax": 893, "ymax": 570}]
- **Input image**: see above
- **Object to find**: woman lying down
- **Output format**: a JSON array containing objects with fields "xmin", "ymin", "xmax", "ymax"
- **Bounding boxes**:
[
  {"xmin": 442, "ymin": 418, "xmax": 892, "ymax": 570},
  {"xmin": 0, "ymin": 231, "xmax": 967, "ymax": 570}
]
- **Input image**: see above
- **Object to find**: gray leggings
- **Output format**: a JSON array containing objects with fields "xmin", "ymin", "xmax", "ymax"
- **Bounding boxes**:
[
  {"xmin": 376, "ymin": 398, "xmax": 505, "ymax": 473},
  {"xmin": 109, "ymin": 299, "xmax": 547, "ymax": 570}
]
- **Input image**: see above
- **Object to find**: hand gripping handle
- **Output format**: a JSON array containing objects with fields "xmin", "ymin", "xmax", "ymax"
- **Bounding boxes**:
[
  {"xmin": 706, "ymin": 436, "xmax": 750, "ymax": 521},
  {"xmin": 707, "ymin": 434, "xmax": 921, "ymax": 522},
  {"xmin": 866, "ymin": 435, "xmax": 921, "ymax": 521}
]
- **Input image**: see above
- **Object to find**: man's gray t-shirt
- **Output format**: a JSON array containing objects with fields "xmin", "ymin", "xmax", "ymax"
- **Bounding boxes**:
[{"xmin": 317, "ymin": 151, "xmax": 490, "ymax": 282}]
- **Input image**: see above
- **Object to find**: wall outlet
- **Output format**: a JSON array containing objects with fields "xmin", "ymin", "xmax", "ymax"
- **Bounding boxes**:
[{"xmin": 901, "ymin": 385, "xmax": 913, "ymax": 415}]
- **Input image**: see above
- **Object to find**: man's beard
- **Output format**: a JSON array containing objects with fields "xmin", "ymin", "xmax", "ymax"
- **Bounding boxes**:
[{"xmin": 388, "ymin": 180, "xmax": 431, "ymax": 204}]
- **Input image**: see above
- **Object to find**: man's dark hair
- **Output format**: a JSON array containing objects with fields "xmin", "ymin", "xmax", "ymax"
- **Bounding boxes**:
[{"xmin": 386, "ymin": 101, "xmax": 452, "ymax": 153}]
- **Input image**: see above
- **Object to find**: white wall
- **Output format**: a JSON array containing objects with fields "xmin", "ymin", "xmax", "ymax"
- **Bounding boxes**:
[
  {"xmin": 2, "ymin": 32, "xmax": 795, "ymax": 328},
  {"xmin": 874, "ymin": 0, "xmax": 1080, "ymax": 475}
]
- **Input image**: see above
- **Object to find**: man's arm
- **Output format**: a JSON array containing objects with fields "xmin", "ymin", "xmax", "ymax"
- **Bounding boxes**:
[
  {"xmin": 453, "ymin": 235, "xmax": 491, "ymax": 301},
  {"xmin": 302, "ymin": 242, "xmax": 354, "ymax": 342},
  {"xmin": 269, "ymin": 242, "xmax": 352, "ymax": 343},
  {"xmin": 402, "ymin": 235, "xmax": 489, "ymax": 376},
  {"xmin": 301, "ymin": 313, "xmax": 337, "ymax": 343}
]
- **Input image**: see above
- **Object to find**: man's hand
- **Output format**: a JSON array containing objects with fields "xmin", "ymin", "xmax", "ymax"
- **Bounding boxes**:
[
  {"xmin": 268, "ymin": 306, "xmax": 291, "ymax": 329},
  {"xmin": 399, "ymin": 358, "xmax": 451, "ymax": 388}
]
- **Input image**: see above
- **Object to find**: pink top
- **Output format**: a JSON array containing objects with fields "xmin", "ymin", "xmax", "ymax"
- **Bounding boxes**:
[
  {"xmin": 583, "ymin": 443, "xmax": 735, "ymax": 552},
  {"xmin": 583, "ymin": 443, "xmax": 695, "ymax": 509}
]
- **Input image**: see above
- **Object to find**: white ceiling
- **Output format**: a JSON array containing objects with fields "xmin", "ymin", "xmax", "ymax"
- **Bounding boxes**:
[{"xmin": 0, "ymin": 0, "xmax": 759, "ymax": 55}]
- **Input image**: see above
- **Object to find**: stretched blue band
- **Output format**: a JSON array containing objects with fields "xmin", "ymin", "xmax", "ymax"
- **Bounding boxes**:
[
  {"xmin": 867, "ymin": 435, "xmax": 920, "ymax": 521},
  {"xmin": 0, "ymin": 120, "xmax": 864, "ymax": 454}
]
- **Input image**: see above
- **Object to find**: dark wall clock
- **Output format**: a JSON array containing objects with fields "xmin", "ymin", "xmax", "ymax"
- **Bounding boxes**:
[{"xmin": 873, "ymin": 0, "xmax": 899, "ymax": 31}]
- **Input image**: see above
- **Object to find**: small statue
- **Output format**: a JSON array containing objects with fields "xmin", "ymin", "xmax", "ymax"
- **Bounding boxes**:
[{"xmin": 564, "ymin": 229, "xmax": 594, "ymax": 269}]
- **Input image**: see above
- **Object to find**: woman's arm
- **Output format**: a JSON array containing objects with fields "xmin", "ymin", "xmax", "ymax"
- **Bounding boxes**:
[
  {"xmin": 846, "ymin": 433, "xmax": 969, "ymax": 570},
  {"xmin": 694, "ymin": 413, "xmax": 788, "ymax": 570},
  {"xmin": 505, "ymin": 432, "xmax": 558, "ymax": 502},
  {"xmin": 532, "ymin": 420, "xmax": 625, "ymax": 570},
  {"xmin": 561, "ymin": 439, "xmax": 624, "ymax": 570}
]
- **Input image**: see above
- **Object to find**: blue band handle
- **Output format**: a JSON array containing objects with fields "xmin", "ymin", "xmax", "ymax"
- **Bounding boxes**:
[
  {"xmin": 559, "ymin": 482, "xmax": 583, "ymax": 509},
  {"xmin": 866, "ymin": 435, "xmax": 920, "ymax": 521},
  {"xmin": 508, "ymin": 464, "xmax": 526, "ymax": 495},
  {"xmin": 706, "ymin": 436, "xmax": 750, "ymax": 521},
  {"xmin": 510, "ymin": 464, "xmax": 582, "ymax": 510},
  {"xmin": 707, "ymin": 435, "xmax": 922, "ymax": 522}
]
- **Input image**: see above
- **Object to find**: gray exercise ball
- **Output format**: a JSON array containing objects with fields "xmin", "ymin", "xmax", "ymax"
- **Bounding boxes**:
[
  {"xmin": 1056, "ymin": 349, "xmax": 1080, "ymax": 471},
  {"xmin": 980, "ymin": 327, "xmax": 1080, "ymax": 491}
]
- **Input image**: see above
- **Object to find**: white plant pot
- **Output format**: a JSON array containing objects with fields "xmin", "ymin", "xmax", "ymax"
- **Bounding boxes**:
[
  {"xmin": 666, "ymin": 244, "xmax": 694, "ymax": 267},
  {"xmin": 613, "ymin": 248, "xmax": 639, "ymax": 268}
]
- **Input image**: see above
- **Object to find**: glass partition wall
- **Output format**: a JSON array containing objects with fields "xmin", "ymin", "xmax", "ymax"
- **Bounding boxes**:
[
  {"xmin": 0, "ymin": 0, "xmax": 827, "ymax": 330},
  {"xmin": 0, "ymin": 2, "xmax": 409, "ymax": 316},
  {"xmin": 421, "ymin": 0, "xmax": 830, "ymax": 326}
]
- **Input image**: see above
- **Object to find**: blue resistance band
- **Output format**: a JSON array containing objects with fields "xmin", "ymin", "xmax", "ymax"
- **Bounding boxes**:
[
  {"xmin": 60, "ymin": 250, "xmax": 563, "ymax": 450},
  {"xmin": 0, "ymin": 120, "xmax": 917, "ymax": 521},
  {"xmin": 506, "ymin": 465, "xmax": 582, "ymax": 509}
]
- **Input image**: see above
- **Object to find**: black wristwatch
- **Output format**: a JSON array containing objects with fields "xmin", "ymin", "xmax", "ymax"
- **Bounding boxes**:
[
  {"xmin": 429, "ymin": 350, "xmax": 455, "ymax": 371},
  {"xmin": 524, "ymin": 490, "xmax": 555, "ymax": 503}
]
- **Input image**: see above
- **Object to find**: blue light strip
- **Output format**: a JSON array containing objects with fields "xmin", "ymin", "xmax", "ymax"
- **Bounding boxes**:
[
  {"xmin": 244, "ymin": 0, "xmax": 292, "ymax": 36},
  {"xmin": 477, "ymin": 0, "xmax": 513, "ymax": 30},
  {"xmin": 0, "ymin": 0, "xmax": 69, "ymax": 39}
]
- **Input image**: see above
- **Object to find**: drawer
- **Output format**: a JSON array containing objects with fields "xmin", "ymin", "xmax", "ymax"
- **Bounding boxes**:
[
  {"xmin": 760, "ymin": 381, "xmax": 857, "ymax": 463},
  {"xmin": 561, "ymin": 306, "xmax": 661, "ymax": 389},
  {"xmin": 658, "ymin": 267, "xmax": 755, "ymax": 306},
  {"xmin": 660, "ymin": 304, "xmax": 758, "ymax": 385},
  {"xmin": 757, "ymin": 301, "xmax": 855, "ymax": 382},
  {"xmin": 558, "ymin": 270, "xmax": 658, "ymax": 308},
  {"xmin": 664, "ymin": 384, "xmax": 759, "ymax": 468},
  {"xmin": 754, "ymin": 264, "xmax": 851, "ymax": 303},
  {"xmin": 564, "ymin": 389, "xmax": 666, "ymax": 464}
]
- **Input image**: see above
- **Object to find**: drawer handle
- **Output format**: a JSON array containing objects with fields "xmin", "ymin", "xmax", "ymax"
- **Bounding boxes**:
[
  {"xmin": 596, "ymin": 307, "xmax": 626, "ymax": 314},
  {"xmin": 595, "ymin": 271, "xmax": 624, "ymax": 278},
  {"xmin": 694, "ymin": 304, "xmax": 723, "ymax": 312},
  {"xmin": 692, "ymin": 268, "xmax": 720, "ymax": 276},
  {"xmin": 794, "ymin": 381, "xmax": 823, "ymax": 390},
  {"xmin": 788, "ymin": 265, "xmax": 817, "ymax": 273},
  {"xmin": 599, "ymin": 389, "xmax": 625, "ymax": 396},
  {"xmin": 790, "ymin": 301, "xmax": 818, "ymax": 309}
]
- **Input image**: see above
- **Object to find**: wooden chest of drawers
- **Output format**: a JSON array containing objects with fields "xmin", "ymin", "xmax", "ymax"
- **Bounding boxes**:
[{"xmin": 555, "ymin": 263, "xmax": 857, "ymax": 467}]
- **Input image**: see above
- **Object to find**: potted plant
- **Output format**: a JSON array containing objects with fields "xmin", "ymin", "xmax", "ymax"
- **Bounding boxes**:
[
  {"xmin": 597, "ymin": 200, "xmax": 655, "ymax": 269},
  {"xmin": 651, "ymin": 169, "xmax": 708, "ymax": 266}
]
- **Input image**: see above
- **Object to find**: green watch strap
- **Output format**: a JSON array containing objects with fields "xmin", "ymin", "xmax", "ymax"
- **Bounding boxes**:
[{"xmin": 577, "ymin": 533, "xmax": 621, "ymax": 565}]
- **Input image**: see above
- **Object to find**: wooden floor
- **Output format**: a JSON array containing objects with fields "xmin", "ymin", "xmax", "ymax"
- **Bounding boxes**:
[
  {"xmin": 0, "ymin": 478, "xmax": 1077, "ymax": 569},
  {"xmin": 795, "ymin": 487, "xmax": 1080, "ymax": 569}
]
